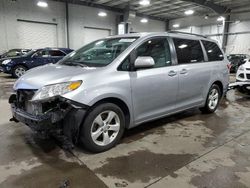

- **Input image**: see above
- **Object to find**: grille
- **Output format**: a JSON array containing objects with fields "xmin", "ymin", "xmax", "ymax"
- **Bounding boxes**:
[
  {"xmin": 247, "ymin": 74, "xmax": 250, "ymax": 79},
  {"xmin": 246, "ymin": 68, "xmax": 250, "ymax": 71}
]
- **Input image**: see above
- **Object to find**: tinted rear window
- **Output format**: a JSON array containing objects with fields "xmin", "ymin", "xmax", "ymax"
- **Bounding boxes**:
[
  {"xmin": 49, "ymin": 50, "xmax": 65, "ymax": 57},
  {"xmin": 173, "ymin": 38, "xmax": 204, "ymax": 64},
  {"xmin": 202, "ymin": 40, "xmax": 224, "ymax": 61}
]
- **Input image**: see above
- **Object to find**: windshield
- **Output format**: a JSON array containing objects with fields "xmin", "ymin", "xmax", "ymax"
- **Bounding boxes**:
[
  {"xmin": 2, "ymin": 50, "xmax": 20, "ymax": 58},
  {"xmin": 59, "ymin": 37, "xmax": 138, "ymax": 67}
]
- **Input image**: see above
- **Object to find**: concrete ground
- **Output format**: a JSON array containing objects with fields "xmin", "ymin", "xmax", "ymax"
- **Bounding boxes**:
[{"xmin": 0, "ymin": 72, "xmax": 250, "ymax": 188}]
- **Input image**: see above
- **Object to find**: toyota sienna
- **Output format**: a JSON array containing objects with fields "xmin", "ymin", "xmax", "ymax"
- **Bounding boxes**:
[{"xmin": 9, "ymin": 32, "xmax": 229, "ymax": 152}]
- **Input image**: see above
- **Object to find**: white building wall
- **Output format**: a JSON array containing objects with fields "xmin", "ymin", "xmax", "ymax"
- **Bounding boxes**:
[
  {"xmin": 130, "ymin": 17, "xmax": 165, "ymax": 33},
  {"xmin": 0, "ymin": 0, "xmax": 8, "ymax": 54},
  {"xmin": 0, "ymin": 0, "xmax": 66, "ymax": 53},
  {"xmin": 170, "ymin": 11, "xmax": 250, "ymax": 55},
  {"xmin": 227, "ymin": 20, "xmax": 250, "ymax": 54},
  {"xmin": 68, "ymin": 4, "xmax": 118, "ymax": 50},
  {"xmin": 0, "ymin": 0, "xmax": 167, "ymax": 52}
]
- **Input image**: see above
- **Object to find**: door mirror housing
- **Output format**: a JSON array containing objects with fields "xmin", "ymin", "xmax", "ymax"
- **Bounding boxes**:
[{"xmin": 134, "ymin": 56, "xmax": 155, "ymax": 69}]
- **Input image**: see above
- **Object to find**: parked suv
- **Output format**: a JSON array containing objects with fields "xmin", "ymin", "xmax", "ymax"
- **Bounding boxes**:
[
  {"xmin": 236, "ymin": 59, "xmax": 250, "ymax": 94},
  {"xmin": 0, "ymin": 48, "xmax": 73, "ymax": 78},
  {"xmin": 9, "ymin": 33, "xmax": 229, "ymax": 152}
]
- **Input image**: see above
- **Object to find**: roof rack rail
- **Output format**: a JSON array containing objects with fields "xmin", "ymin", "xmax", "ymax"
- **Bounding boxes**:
[{"xmin": 168, "ymin": 31, "xmax": 207, "ymax": 38}]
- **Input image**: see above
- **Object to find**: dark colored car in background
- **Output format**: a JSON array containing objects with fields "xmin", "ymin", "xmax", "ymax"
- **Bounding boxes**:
[
  {"xmin": 0, "ymin": 49, "xmax": 31, "ymax": 59},
  {"xmin": 227, "ymin": 54, "xmax": 250, "ymax": 73},
  {"xmin": 0, "ymin": 48, "xmax": 73, "ymax": 78}
]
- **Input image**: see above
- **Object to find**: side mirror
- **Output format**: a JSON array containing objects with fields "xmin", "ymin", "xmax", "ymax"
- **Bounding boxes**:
[{"xmin": 134, "ymin": 56, "xmax": 155, "ymax": 69}]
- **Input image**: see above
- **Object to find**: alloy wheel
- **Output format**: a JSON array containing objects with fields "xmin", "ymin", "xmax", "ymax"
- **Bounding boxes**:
[
  {"xmin": 15, "ymin": 67, "xmax": 26, "ymax": 77},
  {"xmin": 208, "ymin": 88, "xmax": 219, "ymax": 110},
  {"xmin": 91, "ymin": 110, "xmax": 120, "ymax": 146}
]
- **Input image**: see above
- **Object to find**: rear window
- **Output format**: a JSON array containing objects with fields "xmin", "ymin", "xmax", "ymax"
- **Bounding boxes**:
[
  {"xmin": 173, "ymin": 38, "xmax": 204, "ymax": 64},
  {"xmin": 202, "ymin": 40, "xmax": 224, "ymax": 61}
]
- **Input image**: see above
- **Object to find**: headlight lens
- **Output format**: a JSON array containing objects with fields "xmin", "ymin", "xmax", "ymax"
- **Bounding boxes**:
[
  {"xmin": 2, "ymin": 59, "xmax": 12, "ymax": 65},
  {"xmin": 238, "ymin": 66, "xmax": 245, "ymax": 71},
  {"xmin": 32, "ymin": 81, "xmax": 82, "ymax": 101}
]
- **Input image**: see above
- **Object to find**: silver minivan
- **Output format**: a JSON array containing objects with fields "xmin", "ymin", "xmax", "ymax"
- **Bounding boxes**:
[{"xmin": 9, "ymin": 32, "xmax": 229, "ymax": 152}]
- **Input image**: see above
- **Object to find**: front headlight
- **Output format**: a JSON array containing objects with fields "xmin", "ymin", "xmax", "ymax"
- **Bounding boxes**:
[
  {"xmin": 32, "ymin": 81, "xmax": 82, "ymax": 101},
  {"xmin": 2, "ymin": 59, "xmax": 12, "ymax": 65},
  {"xmin": 238, "ymin": 65, "xmax": 245, "ymax": 71}
]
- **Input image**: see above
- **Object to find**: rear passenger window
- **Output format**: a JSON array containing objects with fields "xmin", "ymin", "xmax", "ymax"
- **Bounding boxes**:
[
  {"xmin": 136, "ymin": 38, "xmax": 172, "ymax": 68},
  {"xmin": 35, "ymin": 50, "xmax": 49, "ymax": 57},
  {"xmin": 49, "ymin": 50, "xmax": 65, "ymax": 57},
  {"xmin": 173, "ymin": 38, "xmax": 204, "ymax": 64},
  {"xmin": 202, "ymin": 41, "xmax": 224, "ymax": 61}
]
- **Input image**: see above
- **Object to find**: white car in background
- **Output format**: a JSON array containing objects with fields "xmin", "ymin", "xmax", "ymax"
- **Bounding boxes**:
[{"xmin": 236, "ymin": 60, "xmax": 250, "ymax": 94}]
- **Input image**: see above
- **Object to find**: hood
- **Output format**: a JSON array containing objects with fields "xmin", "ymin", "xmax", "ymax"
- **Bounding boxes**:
[
  {"xmin": 0, "ymin": 56, "xmax": 28, "ymax": 66},
  {"xmin": 0, "ymin": 55, "xmax": 27, "ymax": 61},
  {"xmin": 243, "ymin": 61, "xmax": 250, "ymax": 68},
  {"xmin": 14, "ymin": 64, "xmax": 98, "ymax": 90}
]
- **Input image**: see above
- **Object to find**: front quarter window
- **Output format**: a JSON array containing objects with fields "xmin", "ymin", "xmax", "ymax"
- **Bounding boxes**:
[{"xmin": 59, "ymin": 37, "xmax": 138, "ymax": 67}]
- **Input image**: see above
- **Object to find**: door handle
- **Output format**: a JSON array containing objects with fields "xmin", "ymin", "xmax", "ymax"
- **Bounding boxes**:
[
  {"xmin": 180, "ymin": 69, "xmax": 188, "ymax": 74},
  {"xmin": 168, "ymin": 70, "xmax": 177, "ymax": 77}
]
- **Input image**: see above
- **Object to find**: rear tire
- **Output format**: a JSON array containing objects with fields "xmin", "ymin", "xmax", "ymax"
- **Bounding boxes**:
[
  {"xmin": 12, "ymin": 65, "xmax": 27, "ymax": 78},
  {"xmin": 200, "ymin": 84, "xmax": 221, "ymax": 114},
  {"xmin": 79, "ymin": 103, "xmax": 125, "ymax": 153}
]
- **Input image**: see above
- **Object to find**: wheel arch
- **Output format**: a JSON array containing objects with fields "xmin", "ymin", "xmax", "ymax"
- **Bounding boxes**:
[
  {"xmin": 88, "ymin": 97, "xmax": 131, "ymax": 129},
  {"xmin": 212, "ymin": 80, "xmax": 223, "ymax": 95},
  {"xmin": 12, "ymin": 63, "xmax": 29, "ymax": 71}
]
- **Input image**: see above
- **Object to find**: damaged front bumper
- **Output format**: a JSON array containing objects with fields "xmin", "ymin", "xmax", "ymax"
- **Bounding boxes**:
[
  {"xmin": 10, "ymin": 106, "xmax": 62, "ymax": 131},
  {"xmin": 9, "ymin": 91, "xmax": 88, "ymax": 147}
]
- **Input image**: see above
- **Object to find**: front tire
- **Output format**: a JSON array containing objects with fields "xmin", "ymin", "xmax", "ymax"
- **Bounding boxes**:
[
  {"xmin": 80, "ymin": 103, "xmax": 125, "ymax": 153},
  {"xmin": 12, "ymin": 65, "xmax": 27, "ymax": 78},
  {"xmin": 200, "ymin": 84, "xmax": 221, "ymax": 114}
]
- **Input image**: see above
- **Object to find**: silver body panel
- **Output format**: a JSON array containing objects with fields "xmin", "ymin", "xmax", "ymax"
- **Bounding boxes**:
[{"xmin": 14, "ymin": 32, "xmax": 229, "ymax": 128}]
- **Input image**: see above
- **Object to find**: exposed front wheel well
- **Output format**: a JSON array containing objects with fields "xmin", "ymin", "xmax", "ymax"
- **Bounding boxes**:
[{"xmin": 90, "ymin": 98, "xmax": 131, "ymax": 129}]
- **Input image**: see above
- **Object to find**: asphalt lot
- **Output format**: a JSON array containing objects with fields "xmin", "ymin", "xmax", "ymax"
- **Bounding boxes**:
[{"xmin": 0, "ymin": 72, "xmax": 250, "ymax": 188}]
